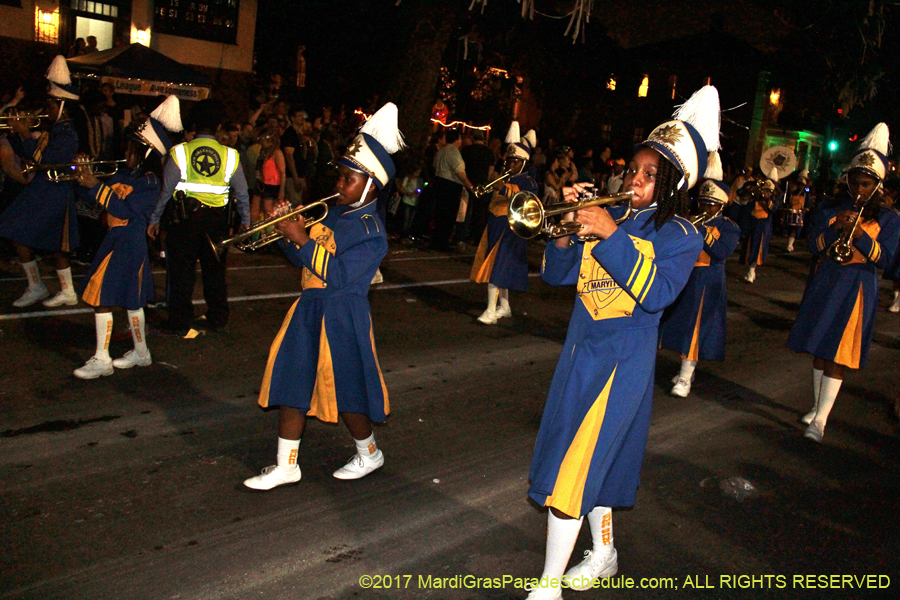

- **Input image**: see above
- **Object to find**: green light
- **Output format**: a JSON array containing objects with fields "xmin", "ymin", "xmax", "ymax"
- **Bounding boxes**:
[{"xmin": 828, "ymin": 141, "xmax": 838, "ymax": 151}]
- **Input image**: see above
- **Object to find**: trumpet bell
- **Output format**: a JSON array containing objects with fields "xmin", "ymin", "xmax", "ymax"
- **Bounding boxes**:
[
  {"xmin": 508, "ymin": 191, "xmax": 545, "ymax": 239},
  {"xmin": 508, "ymin": 190, "xmax": 634, "ymax": 240}
]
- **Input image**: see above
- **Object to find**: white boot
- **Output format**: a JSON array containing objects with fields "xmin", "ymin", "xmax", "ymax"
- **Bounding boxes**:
[
  {"xmin": 477, "ymin": 283, "xmax": 499, "ymax": 324},
  {"xmin": 496, "ymin": 288, "xmax": 512, "ymax": 318}
]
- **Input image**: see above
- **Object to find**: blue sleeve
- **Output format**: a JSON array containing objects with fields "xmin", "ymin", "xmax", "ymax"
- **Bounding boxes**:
[
  {"xmin": 541, "ymin": 240, "xmax": 582, "ymax": 286},
  {"xmin": 228, "ymin": 163, "xmax": 251, "ymax": 225},
  {"xmin": 280, "ymin": 221, "xmax": 387, "ymax": 289},
  {"xmin": 591, "ymin": 221, "xmax": 703, "ymax": 313},
  {"xmin": 40, "ymin": 124, "xmax": 78, "ymax": 164},
  {"xmin": 150, "ymin": 157, "xmax": 181, "ymax": 225},
  {"xmin": 703, "ymin": 219, "xmax": 741, "ymax": 262},
  {"xmin": 853, "ymin": 209, "xmax": 900, "ymax": 270},
  {"xmin": 808, "ymin": 209, "xmax": 840, "ymax": 255},
  {"xmin": 89, "ymin": 174, "xmax": 160, "ymax": 221}
]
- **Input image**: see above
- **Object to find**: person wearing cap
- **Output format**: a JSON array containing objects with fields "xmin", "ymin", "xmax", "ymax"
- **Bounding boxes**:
[
  {"xmin": 470, "ymin": 121, "xmax": 537, "ymax": 325},
  {"xmin": 523, "ymin": 87, "xmax": 716, "ymax": 600},
  {"xmin": 69, "ymin": 100, "xmax": 178, "ymax": 379},
  {"xmin": 739, "ymin": 178, "xmax": 779, "ymax": 283},
  {"xmin": 0, "ymin": 56, "xmax": 81, "ymax": 309},
  {"xmin": 659, "ymin": 155, "xmax": 741, "ymax": 397},
  {"xmin": 147, "ymin": 99, "xmax": 250, "ymax": 336},
  {"xmin": 243, "ymin": 103, "xmax": 404, "ymax": 490},
  {"xmin": 787, "ymin": 123, "xmax": 900, "ymax": 443},
  {"xmin": 606, "ymin": 158, "xmax": 626, "ymax": 194}
]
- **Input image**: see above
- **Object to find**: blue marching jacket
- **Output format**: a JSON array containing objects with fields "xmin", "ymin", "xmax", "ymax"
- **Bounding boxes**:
[
  {"xmin": 78, "ymin": 169, "xmax": 159, "ymax": 310},
  {"xmin": 660, "ymin": 214, "xmax": 741, "ymax": 361},
  {"xmin": 0, "ymin": 121, "xmax": 79, "ymax": 252},
  {"xmin": 258, "ymin": 199, "xmax": 390, "ymax": 423},
  {"xmin": 787, "ymin": 199, "xmax": 900, "ymax": 369},
  {"xmin": 740, "ymin": 196, "xmax": 780, "ymax": 266},
  {"xmin": 470, "ymin": 173, "xmax": 537, "ymax": 291},
  {"xmin": 528, "ymin": 207, "xmax": 702, "ymax": 516}
]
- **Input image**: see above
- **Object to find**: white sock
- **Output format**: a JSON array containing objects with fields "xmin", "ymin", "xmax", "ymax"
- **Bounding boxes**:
[
  {"xmin": 894, "ymin": 290, "xmax": 899, "ymax": 300},
  {"xmin": 814, "ymin": 376, "xmax": 842, "ymax": 426},
  {"xmin": 499, "ymin": 288, "xmax": 510, "ymax": 311},
  {"xmin": 486, "ymin": 283, "xmax": 499, "ymax": 313},
  {"xmin": 748, "ymin": 265, "xmax": 756, "ymax": 276},
  {"xmin": 94, "ymin": 312, "xmax": 113, "ymax": 362},
  {"xmin": 587, "ymin": 506, "xmax": 615, "ymax": 560},
  {"xmin": 276, "ymin": 436, "xmax": 301, "ymax": 471},
  {"xmin": 679, "ymin": 359, "xmax": 697, "ymax": 382},
  {"xmin": 127, "ymin": 309, "xmax": 149, "ymax": 355},
  {"xmin": 22, "ymin": 260, "xmax": 42, "ymax": 288},
  {"xmin": 539, "ymin": 512, "xmax": 584, "ymax": 590},
  {"xmin": 57, "ymin": 267, "xmax": 74, "ymax": 295},
  {"xmin": 354, "ymin": 433, "xmax": 378, "ymax": 457},
  {"xmin": 812, "ymin": 368, "xmax": 823, "ymax": 408}
]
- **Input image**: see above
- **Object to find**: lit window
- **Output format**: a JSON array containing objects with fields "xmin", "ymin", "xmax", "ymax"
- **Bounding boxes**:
[
  {"xmin": 669, "ymin": 75, "xmax": 677, "ymax": 100},
  {"xmin": 35, "ymin": 8, "xmax": 60, "ymax": 44},
  {"xmin": 638, "ymin": 75, "xmax": 649, "ymax": 98},
  {"xmin": 769, "ymin": 88, "xmax": 781, "ymax": 106},
  {"xmin": 606, "ymin": 76, "xmax": 617, "ymax": 91}
]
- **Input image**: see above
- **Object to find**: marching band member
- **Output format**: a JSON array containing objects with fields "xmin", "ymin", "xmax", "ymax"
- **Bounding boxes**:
[
  {"xmin": 784, "ymin": 172, "xmax": 809, "ymax": 252},
  {"xmin": 660, "ymin": 153, "xmax": 741, "ymax": 396},
  {"xmin": 470, "ymin": 121, "xmax": 537, "ymax": 324},
  {"xmin": 739, "ymin": 178, "xmax": 779, "ymax": 283},
  {"xmin": 70, "ymin": 97, "xmax": 180, "ymax": 379},
  {"xmin": 524, "ymin": 86, "xmax": 716, "ymax": 599},
  {"xmin": 244, "ymin": 103, "xmax": 403, "ymax": 490},
  {"xmin": 0, "ymin": 56, "xmax": 80, "ymax": 308},
  {"xmin": 787, "ymin": 123, "xmax": 900, "ymax": 443}
]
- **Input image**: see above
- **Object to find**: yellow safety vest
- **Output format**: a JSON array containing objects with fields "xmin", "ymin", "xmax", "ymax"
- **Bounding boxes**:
[{"xmin": 171, "ymin": 138, "xmax": 239, "ymax": 207}]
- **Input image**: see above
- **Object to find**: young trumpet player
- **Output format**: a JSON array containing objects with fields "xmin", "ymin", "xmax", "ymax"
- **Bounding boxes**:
[
  {"xmin": 469, "ymin": 121, "xmax": 537, "ymax": 325},
  {"xmin": 659, "ymin": 152, "xmax": 741, "ymax": 397},
  {"xmin": 243, "ymin": 103, "xmax": 403, "ymax": 490},
  {"xmin": 787, "ymin": 123, "xmax": 900, "ymax": 443},
  {"xmin": 69, "ymin": 96, "xmax": 181, "ymax": 379}
]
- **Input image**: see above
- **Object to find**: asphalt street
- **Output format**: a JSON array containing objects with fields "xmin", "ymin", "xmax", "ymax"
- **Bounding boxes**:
[{"xmin": 1, "ymin": 235, "xmax": 898, "ymax": 600}]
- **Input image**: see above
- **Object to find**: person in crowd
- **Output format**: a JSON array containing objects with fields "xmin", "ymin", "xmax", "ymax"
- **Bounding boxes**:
[
  {"xmin": 430, "ymin": 130, "xmax": 475, "ymax": 251},
  {"xmin": 577, "ymin": 149, "xmax": 595, "ymax": 185},
  {"xmin": 543, "ymin": 151, "xmax": 574, "ymax": 204},
  {"xmin": 787, "ymin": 123, "xmax": 900, "ymax": 443},
  {"xmin": 147, "ymin": 99, "xmax": 250, "ymax": 336},
  {"xmin": 0, "ymin": 56, "xmax": 81, "ymax": 308},
  {"xmin": 784, "ymin": 175, "xmax": 809, "ymax": 252},
  {"xmin": 523, "ymin": 86, "xmax": 717, "ymax": 600},
  {"xmin": 243, "ymin": 103, "xmax": 404, "ymax": 490},
  {"xmin": 70, "ymin": 98, "xmax": 178, "ymax": 378},
  {"xmin": 740, "ymin": 178, "xmax": 779, "ymax": 283},
  {"xmin": 461, "ymin": 128, "xmax": 497, "ymax": 245},
  {"xmin": 659, "ymin": 153, "xmax": 741, "ymax": 397},
  {"xmin": 250, "ymin": 127, "xmax": 285, "ymax": 225},
  {"xmin": 84, "ymin": 36, "xmax": 99, "ymax": 54},
  {"xmin": 396, "ymin": 162, "xmax": 423, "ymax": 239},
  {"xmin": 281, "ymin": 107, "xmax": 308, "ymax": 205},
  {"xmin": 470, "ymin": 121, "xmax": 537, "ymax": 325},
  {"xmin": 606, "ymin": 158, "xmax": 626, "ymax": 194}
]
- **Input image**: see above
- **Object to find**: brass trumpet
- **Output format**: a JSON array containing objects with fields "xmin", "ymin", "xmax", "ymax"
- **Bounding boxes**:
[
  {"xmin": 24, "ymin": 159, "xmax": 125, "ymax": 182},
  {"xmin": 207, "ymin": 193, "xmax": 338, "ymax": 259},
  {"xmin": 826, "ymin": 192, "xmax": 875, "ymax": 264},
  {"xmin": 508, "ymin": 190, "xmax": 634, "ymax": 239},
  {"xmin": 472, "ymin": 171, "xmax": 511, "ymax": 197},
  {"xmin": 0, "ymin": 114, "xmax": 49, "ymax": 131},
  {"xmin": 689, "ymin": 204, "xmax": 723, "ymax": 226}
]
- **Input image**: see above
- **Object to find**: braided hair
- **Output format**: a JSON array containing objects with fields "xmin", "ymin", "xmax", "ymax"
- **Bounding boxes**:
[{"xmin": 646, "ymin": 153, "xmax": 691, "ymax": 230}]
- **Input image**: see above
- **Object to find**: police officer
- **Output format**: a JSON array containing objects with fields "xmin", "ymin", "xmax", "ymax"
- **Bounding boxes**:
[{"xmin": 147, "ymin": 99, "xmax": 250, "ymax": 335}]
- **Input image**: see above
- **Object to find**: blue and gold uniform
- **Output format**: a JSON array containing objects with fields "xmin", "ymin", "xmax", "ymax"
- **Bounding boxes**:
[
  {"xmin": 740, "ymin": 191, "xmax": 780, "ymax": 266},
  {"xmin": 787, "ymin": 198, "xmax": 900, "ymax": 369},
  {"xmin": 0, "ymin": 120, "xmax": 79, "ymax": 252},
  {"xmin": 470, "ymin": 172, "xmax": 537, "ymax": 291},
  {"xmin": 77, "ymin": 170, "xmax": 159, "ymax": 310},
  {"xmin": 258, "ymin": 199, "xmax": 389, "ymax": 423},
  {"xmin": 660, "ymin": 214, "xmax": 740, "ymax": 361},
  {"xmin": 528, "ymin": 207, "xmax": 702, "ymax": 514}
]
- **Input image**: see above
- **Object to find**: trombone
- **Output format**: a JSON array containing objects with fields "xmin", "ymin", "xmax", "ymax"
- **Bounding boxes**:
[
  {"xmin": 472, "ymin": 171, "xmax": 511, "ymax": 197},
  {"xmin": 207, "ymin": 193, "xmax": 338, "ymax": 259},
  {"xmin": 508, "ymin": 190, "xmax": 633, "ymax": 239},
  {"xmin": 0, "ymin": 114, "xmax": 49, "ymax": 131},
  {"xmin": 24, "ymin": 159, "xmax": 125, "ymax": 182}
]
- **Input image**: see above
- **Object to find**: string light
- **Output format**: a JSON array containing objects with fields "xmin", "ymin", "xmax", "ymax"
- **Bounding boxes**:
[{"xmin": 431, "ymin": 119, "xmax": 491, "ymax": 134}]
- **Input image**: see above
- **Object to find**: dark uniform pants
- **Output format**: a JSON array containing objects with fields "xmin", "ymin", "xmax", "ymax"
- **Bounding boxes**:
[
  {"xmin": 430, "ymin": 177, "xmax": 463, "ymax": 251},
  {"xmin": 165, "ymin": 205, "xmax": 230, "ymax": 330}
]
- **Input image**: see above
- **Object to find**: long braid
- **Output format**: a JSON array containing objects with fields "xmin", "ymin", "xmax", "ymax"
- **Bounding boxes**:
[{"xmin": 648, "ymin": 156, "xmax": 691, "ymax": 230}]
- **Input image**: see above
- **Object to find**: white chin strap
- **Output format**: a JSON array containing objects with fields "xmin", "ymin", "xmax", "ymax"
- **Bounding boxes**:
[
  {"xmin": 352, "ymin": 176, "xmax": 373, "ymax": 208},
  {"xmin": 57, "ymin": 100, "xmax": 65, "ymax": 123}
]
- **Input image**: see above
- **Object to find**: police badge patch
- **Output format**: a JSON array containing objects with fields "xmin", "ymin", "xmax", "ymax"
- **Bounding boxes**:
[{"xmin": 191, "ymin": 146, "xmax": 221, "ymax": 177}]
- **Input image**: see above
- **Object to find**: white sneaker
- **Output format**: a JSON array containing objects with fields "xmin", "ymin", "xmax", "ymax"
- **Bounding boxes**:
[
  {"xmin": 800, "ymin": 409, "xmax": 817, "ymax": 425},
  {"xmin": 524, "ymin": 584, "xmax": 563, "ymax": 600},
  {"xmin": 786, "ymin": 240, "xmax": 795, "ymax": 252},
  {"xmin": 744, "ymin": 269, "xmax": 755, "ymax": 283},
  {"xmin": 333, "ymin": 451, "xmax": 384, "ymax": 480},
  {"xmin": 371, "ymin": 268, "xmax": 383, "ymax": 284},
  {"xmin": 889, "ymin": 297, "xmax": 900, "ymax": 313},
  {"xmin": 496, "ymin": 304, "xmax": 512, "ymax": 319},
  {"xmin": 113, "ymin": 349, "xmax": 152, "ymax": 369},
  {"xmin": 74, "ymin": 356, "xmax": 114, "ymax": 379},
  {"xmin": 671, "ymin": 377, "xmax": 692, "ymax": 397},
  {"xmin": 804, "ymin": 420, "xmax": 825, "ymax": 443},
  {"xmin": 477, "ymin": 308, "xmax": 497, "ymax": 325},
  {"xmin": 243, "ymin": 465, "xmax": 301, "ymax": 490},
  {"xmin": 671, "ymin": 372, "xmax": 696, "ymax": 385},
  {"xmin": 564, "ymin": 548, "xmax": 619, "ymax": 591},
  {"xmin": 43, "ymin": 290, "xmax": 78, "ymax": 307},
  {"xmin": 13, "ymin": 285, "xmax": 50, "ymax": 307}
]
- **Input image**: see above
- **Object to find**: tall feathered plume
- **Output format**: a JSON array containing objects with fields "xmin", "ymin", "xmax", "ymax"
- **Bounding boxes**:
[
  {"xmin": 505, "ymin": 121, "xmax": 521, "ymax": 144},
  {"xmin": 360, "ymin": 102, "xmax": 405, "ymax": 153},
  {"xmin": 673, "ymin": 85, "xmax": 721, "ymax": 152},
  {"xmin": 150, "ymin": 95, "xmax": 183, "ymax": 132},
  {"xmin": 523, "ymin": 129, "xmax": 537, "ymax": 149},
  {"xmin": 47, "ymin": 55, "xmax": 71, "ymax": 85},
  {"xmin": 858, "ymin": 122, "xmax": 890, "ymax": 155},
  {"xmin": 704, "ymin": 151, "xmax": 723, "ymax": 181}
]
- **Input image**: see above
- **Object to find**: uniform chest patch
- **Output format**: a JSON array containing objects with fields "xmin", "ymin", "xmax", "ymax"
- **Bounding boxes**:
[
  {"xmin": 111, "ymin": 183, "xmax": 133, "ymax": 199},
  {"xmin": 191, "ymin": 146, "xmax": 221, "ymax": 177},
  {"xmin": 578, "ymin": 236, "xmax": 655, "ymax": 321}
]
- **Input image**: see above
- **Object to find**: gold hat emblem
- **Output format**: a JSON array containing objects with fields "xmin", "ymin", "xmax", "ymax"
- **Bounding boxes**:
[
  {"xmin": 344, "ymin": 136, "xmax": 364, "ymax": 159},
  {"xmin": 701, "ymin": 181, "xmax": 716, "ymax": 195},
  {"xmin": 649, "ymin": 123, "xmax": 684, "ymax": 146},
  {"xmin": 854, "ymin": 151, "xmax": 876, "ymax": 168}
]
